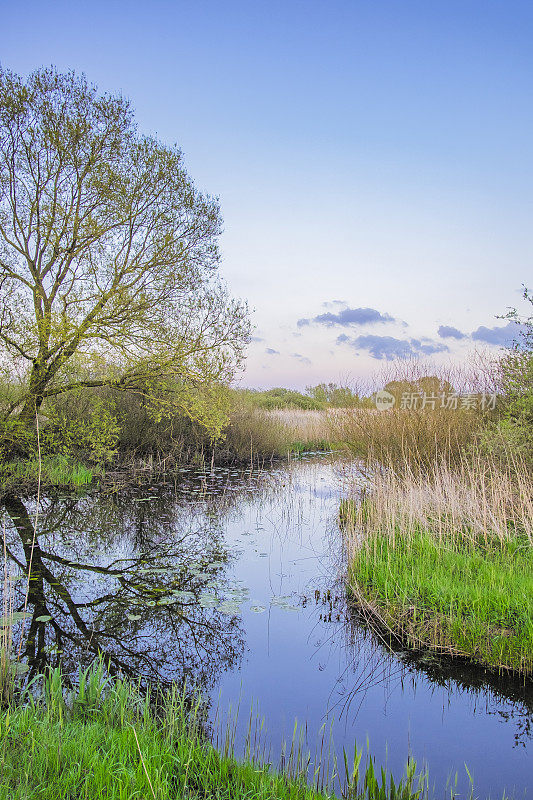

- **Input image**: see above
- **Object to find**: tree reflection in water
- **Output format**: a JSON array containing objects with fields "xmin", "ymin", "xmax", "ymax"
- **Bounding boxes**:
[{"xmin": 1, "ymin": 483, "xmax": 246, "ymax": 693}]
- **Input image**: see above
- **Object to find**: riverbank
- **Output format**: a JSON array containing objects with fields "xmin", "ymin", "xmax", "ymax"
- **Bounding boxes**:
[
  {"xmin": 342, "ymin": 458, "xmax": 533, "ymax": 677},
  {"xmin": 0, "ymin": 407, "xmax": 336, "ymax": 496},
  {"xmin": 1, "ymin": 456, "xmax": 529, "ymax": 797},
  {"xmin": 0, "ymin": 663, "xmax": 427, "ymax": 800}
]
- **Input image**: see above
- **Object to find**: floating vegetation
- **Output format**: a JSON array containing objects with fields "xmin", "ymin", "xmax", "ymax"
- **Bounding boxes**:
[
  {"xmin": 198, "ymin": 594, "xmax": 219, "ymax": 608},
  {"xmin": 270, "ymin": 595, "xmax": 300, "ymax": 612},
  {"xmin": 218, "ymin": 600, "xmax": 242, "ymax": 615},
  {"xmin": 171, "ymin": 590, "xmax": 195, "ymax": 602},
  {"xmin": 0, "ymin": 612, "xmax": 28, "ymax": 626}
]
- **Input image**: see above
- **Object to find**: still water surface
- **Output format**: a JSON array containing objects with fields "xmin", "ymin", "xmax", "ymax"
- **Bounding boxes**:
[{"xmin": 1, "ymin": 457, "xmax": 531, "ymax": 798}]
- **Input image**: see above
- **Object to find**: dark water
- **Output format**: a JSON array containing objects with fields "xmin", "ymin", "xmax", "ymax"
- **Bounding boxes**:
[{"xmin": 1, "ymin": 457, "xmax": 531, "ymax": 798}]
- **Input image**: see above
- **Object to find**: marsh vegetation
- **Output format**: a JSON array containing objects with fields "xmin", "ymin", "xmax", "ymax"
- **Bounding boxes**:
[{"xmin": 0, "ymin": 64, "xmax": 532, "ymax": 799}]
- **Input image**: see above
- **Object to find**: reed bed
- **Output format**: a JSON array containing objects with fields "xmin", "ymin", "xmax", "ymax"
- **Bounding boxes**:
[
  {"xmin": 221, "ymin": 407, "xmax": 334, "ymax": 462},
  {"xmin": 330, "ymin": 407, "xmax": 483, "ymax": 468},
  {"xmin": 0, "ymin": 661, "xmax": 428, "ymax": 800},
  {"xmin": 0, "ymin": 528, "xmax": 13, "ymax": 706},
  {"xmin": 266, "ymin": 409, "xmax": 334, "ymax": 450},
  {"xmin": 342, "ymin": 457, "xmax": 533, "ymax": 676}
]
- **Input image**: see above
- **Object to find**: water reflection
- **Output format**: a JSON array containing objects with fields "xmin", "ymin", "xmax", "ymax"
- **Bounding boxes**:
[
  {"xmin": 1, "ymin": 459, "xmax": 531, "ymax": 798},
  {"xmin": 339, "ymin": 601, "xmax": 533, "ymax": 748},
  {"xmin": 1, "ymin": 478, "xmax": 251, "ymax": 689}
]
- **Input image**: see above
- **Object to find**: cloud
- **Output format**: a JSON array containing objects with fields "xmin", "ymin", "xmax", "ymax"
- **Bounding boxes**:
[
  {"xmin": 337, "ymin": 334, "xmax": 449, "ymax": 360},
  {"xmin": 410, "ymin": 338, "xmax": 450, "ymax": 355},
  {"xmin": 265, "ymin": 347, "xmax": 280, "ymax": 355},
  {"xmin": 438, "ymin": 325, "xmax": 467, "ymax": 340},
  {"xmin": 436, "ymin": 321, "xmax": 521, "ymax": 347},
  {"xmin": 321, "ymin": 300, "xmax": 347, "ymax": 309},
  {"xmin": 251, "ymin": 336, "xmax": 264, "ymax": 342},
  {"xmin": 291, "ymin": 352, "xmax": 312, "ymax": 365},
  {"xmin": 297, "ymin": 306, "xmax": 395, "ymax": 328},
  {"xmin": 471, "ymin": 322, "xmax": 521, "ymax": 347}
]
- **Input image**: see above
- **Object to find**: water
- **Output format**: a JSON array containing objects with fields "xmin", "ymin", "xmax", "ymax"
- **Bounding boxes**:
[{"xmin": 1, "ymin": 456, "xmax": 531, "ymax": 798}]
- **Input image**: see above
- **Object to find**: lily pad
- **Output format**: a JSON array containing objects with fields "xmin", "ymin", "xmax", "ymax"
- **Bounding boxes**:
[
  {"xmin": 172, "ymin": 590, "xmax": 195, "ymax": 602},
  {"xmin": 126, "ymin": 613, "xmax": 142, "ymax": 621},
  {"xmin": 35, "ymin": 615, "xmax": 52, "ymax": 623},
  {"xmin": 218, "ymin": 600, "xmax": 241, "ymax": 615},
  {"xmin": 198, "ymin": 593, "xmax": 218, "ymax": 607},
  {"xmin": 250, "ymin": 605, "xmax": 266, "ymax": 613},
  {"xmin": 0, "ymin": 612, "xmax": 28, "ymax": 626},
  {"xmin": 270, "ymin": 596, "xmax": 291, "ymax": 607}
]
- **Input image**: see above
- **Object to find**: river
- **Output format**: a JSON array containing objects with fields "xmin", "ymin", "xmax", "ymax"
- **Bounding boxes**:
[{"xmin": 1, "ymin": 455, "xmax": 531, "ymax": 798}]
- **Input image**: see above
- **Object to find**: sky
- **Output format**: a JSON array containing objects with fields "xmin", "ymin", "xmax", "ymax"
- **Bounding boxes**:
[{"xmin": 1, "ymin": 0, "xmax": 532, "ymax": 389}]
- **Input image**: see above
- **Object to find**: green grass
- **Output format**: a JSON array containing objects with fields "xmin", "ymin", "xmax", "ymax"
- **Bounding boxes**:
[
  {"xmin": 289, "ymin": 439, "xmax": 334, "ymax": 456},
  {"xmin": 0, "ymin": 454, "xmax": 95, "ymax": 491},
  {"xmin": 0, "ymin": 662, "xmax": 428, "ymax": 800},
  {"xmin": 347, "ymin": 529, "xmax": 533, "ymax": 675}
]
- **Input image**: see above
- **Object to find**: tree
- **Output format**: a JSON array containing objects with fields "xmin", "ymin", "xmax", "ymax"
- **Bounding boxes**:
[
  {"xmin": 497, "ymin": 287, "xmax": 533, "ymax": 455},
  {"xmin": 0, "ymin": 66, "xmax": 249, "ymax": 444}
]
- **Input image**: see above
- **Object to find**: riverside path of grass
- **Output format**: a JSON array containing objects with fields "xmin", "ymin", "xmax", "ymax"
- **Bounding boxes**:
[
  {"xmin": 347, "ymin": 527, "xmax": 533, "ymax": 676},
  {"xmin": 0, "ymin": 662, "xmax": 428, "ymax": 800}
]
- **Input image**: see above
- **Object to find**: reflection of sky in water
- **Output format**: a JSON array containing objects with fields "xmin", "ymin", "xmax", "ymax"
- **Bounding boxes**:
[{"xmin": 1, "ymin": 457, "xmax": 531, "ymax": 799}]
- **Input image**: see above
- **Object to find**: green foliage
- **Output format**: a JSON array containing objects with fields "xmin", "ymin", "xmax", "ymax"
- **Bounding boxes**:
[
  {"xmin": 43, "ymin": 397, "xmax": 120, "ymax": 464},
  {"xmin": 239, "ymin": 387, "xmax": 324, "ymax": 411},
  {"xmin": 382, "ymin": 376, "xmax": 455, "ymax": 403},
  {"xmin": 348, "ymin": 528, "xmax": 533, "ymax": 674},
  {"xmin": 0, "ymin": 662, "xmax": 429, "ymax": 800},
  {"xmin": 0, "ymin": 391, "xmax": 119, "ymax": 466},
  {"xmin": 0, "ymin": 65, "xmax": 249, "ymax": 440},
  {"xmin": 484, "ymin": 287, "xmax": 533, "ymax": 461},
  {"xmin": 0, "ymin": 417, "xmax": 36, "ymax": 460},
  {"xmin": 306, "ymin": 383, "xmax": 370, "ymax": 408}
]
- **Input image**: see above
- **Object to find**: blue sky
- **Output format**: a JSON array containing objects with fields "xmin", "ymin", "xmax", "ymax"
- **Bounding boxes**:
[{"xmin": 2, "ymin": 0, "xmax": 532, "ymax": 388}]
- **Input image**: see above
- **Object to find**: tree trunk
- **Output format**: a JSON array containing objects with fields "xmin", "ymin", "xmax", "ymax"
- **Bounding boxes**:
[{"xmin": 17, "ymin": 361, "xmax": 49, "ymax": 427}]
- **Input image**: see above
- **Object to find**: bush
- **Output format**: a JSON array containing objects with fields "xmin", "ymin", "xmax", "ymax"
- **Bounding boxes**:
[{"xmin": 481, "ymin": 287, "xmax": 533, "ymax": 464}]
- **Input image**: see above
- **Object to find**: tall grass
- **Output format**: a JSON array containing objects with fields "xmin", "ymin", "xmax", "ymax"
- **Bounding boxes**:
[
  {"xmin": 342, "ymin": 457, "xmax": 533, "ymax": 675},
  {"xmin": 330, "ymin": 407, "xmax": 483, "ymax": 468},
  {"xmin": 220, "ymin": 406, "xmax": 334, "ymax": 462},
  {"xmin": 329, "ymin": 363, "xmax": 493, "ymax": 468},
  {"xmin": 0, "ymin": 525, "xmax": 14, "ymax": 705},
  {"xmin": 0, "ymin": 661, "xmax": 429, "ymax": 800},
  {"xmin": 0, "ymin": 455, "xmax": 94, "ymax": 493},
  {"xmin": 267, "ymin": 409, "xmax": 334, "ymax": 448}
]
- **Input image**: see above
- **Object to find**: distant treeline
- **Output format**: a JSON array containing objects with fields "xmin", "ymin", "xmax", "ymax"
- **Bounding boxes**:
[{"xmin": 238, "ymin": 384, "xmax": 374, "ymax": 410}]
